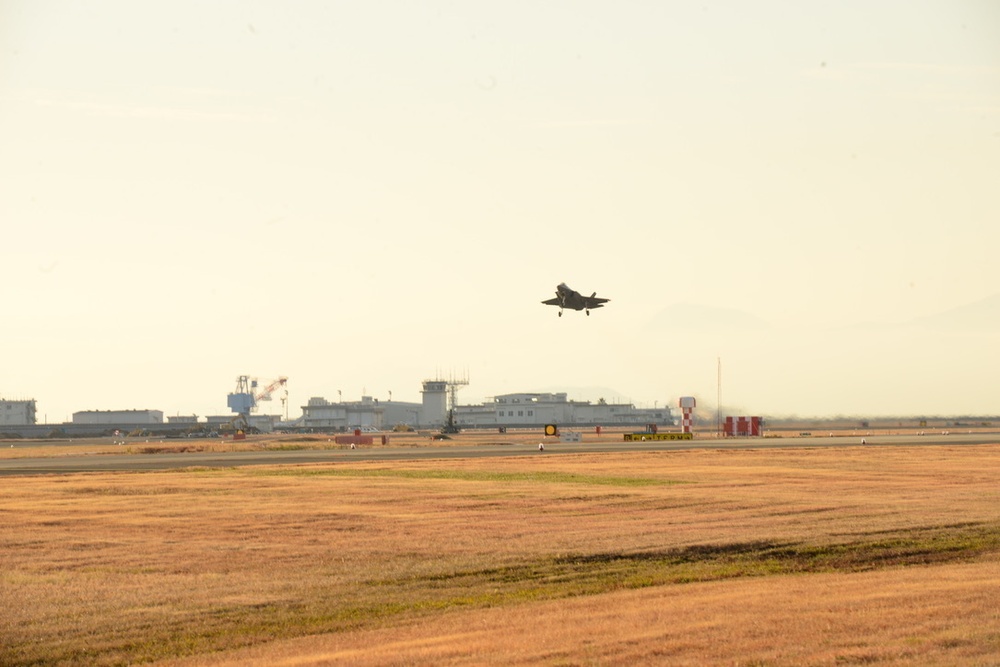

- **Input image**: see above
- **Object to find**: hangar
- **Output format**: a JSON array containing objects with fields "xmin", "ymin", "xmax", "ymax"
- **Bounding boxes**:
[
  {"xmin": 299, "ymin": 387, "xmax": 674, "ymax": 431},
  {"xmin": 0, "ymin": 399, "xmax": 37, "ymax": 427},
  {"xmin": 470, "ymin": 393, "xmax": 672, "ymax": 429}
]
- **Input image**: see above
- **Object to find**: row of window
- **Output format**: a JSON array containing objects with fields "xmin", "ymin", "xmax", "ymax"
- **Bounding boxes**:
[{"xmin": 498, "ymin": 410, "xmax": 534, "ymax": 417}]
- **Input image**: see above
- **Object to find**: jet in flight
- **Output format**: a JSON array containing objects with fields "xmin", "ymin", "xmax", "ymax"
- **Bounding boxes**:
[{"xmin": 541, "ymin": 283, "xmax": 610, "ymax": 317}]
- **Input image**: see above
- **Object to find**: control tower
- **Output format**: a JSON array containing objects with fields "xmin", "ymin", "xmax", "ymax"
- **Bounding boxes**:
[
  {"xmin": 420, "ymin": 374, "xmax": 468, "ymax": 427},
  {"xmin": 421, "ymin": 380, "xmax": 448, "ymax": 427}
]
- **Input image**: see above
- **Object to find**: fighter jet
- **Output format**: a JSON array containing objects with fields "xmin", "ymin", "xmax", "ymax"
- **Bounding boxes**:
[{"xmin": 541, "ymin": 283, "xmax": 610, "ymax": 317}]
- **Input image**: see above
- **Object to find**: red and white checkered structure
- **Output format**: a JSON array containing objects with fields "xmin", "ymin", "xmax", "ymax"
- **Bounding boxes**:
[{"xmin": 679, "ymin": 396, "xmax": 696, "ymax": 434}]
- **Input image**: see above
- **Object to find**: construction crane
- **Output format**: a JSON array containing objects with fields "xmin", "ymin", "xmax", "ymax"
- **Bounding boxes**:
[
  {"xmin": 226, "ymin": 375, "xmax": 287, "ymax": 435},
  {"xmin": 255, "ymin": 376, "xmax": 290, "ymax": 422},
  {"xmin": 254, "ymin": 377, "xmax": 288, "ymax": 403}
]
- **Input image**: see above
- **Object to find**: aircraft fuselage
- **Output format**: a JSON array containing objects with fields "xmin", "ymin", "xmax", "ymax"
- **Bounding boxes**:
[{"xmin": 542, "ymin": 283, "xmax": 610, "ymax": 316}]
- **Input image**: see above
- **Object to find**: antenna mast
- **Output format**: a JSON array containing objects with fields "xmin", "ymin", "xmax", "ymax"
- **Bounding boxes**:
[
  {"xmin": 717, "ymin": 357, "xmax": 722, "ymax": 437},
  {"xmin": 446, "ymin": 370, "xmax": 470, "ymax": 412}
]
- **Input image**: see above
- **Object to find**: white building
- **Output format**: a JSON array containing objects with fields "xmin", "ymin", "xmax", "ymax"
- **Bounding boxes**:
[
  {"xmin": 458, "ymin": 393, "xmax": 673, "ymax": 428},
  {"xmin": 301, "ymin": 382, "xmax": 450, "ymax": 431},
  {"xmin": 299, "ymin": 384, "xmax": 674, "ymax": 431},
  {"xmin": 420, "ymin": 380, "xmax": 448, "ymax": 427},
  {"xmin": 381, "ymin": 400, "xmax": 426, "ymax": 430},
  {"xmin": 72, "ymin": 409, "xmax": 164, "ymax": 425},
  {"xmin": 167, "ymin": 415, "xmax": 200, "ymax": 426},
  {"xmin": 452, "ymin": 404, "xmax": 498, "ymax": 427},
  {"xmin": 301, "ymin": 396, "xmax": 387, "ymax": 430},
  {"xmin": 489, "ymin": 393, "xmax": 572, "ymax": 426},
  {"xmin": 0, "ymin": 399, "xmax": 37, "ymax": 427}
]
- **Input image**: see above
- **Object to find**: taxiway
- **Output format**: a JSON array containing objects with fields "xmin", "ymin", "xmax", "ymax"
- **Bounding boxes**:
[{"xmin": 1, "ymin": 432, "xmax": 996, "ymax": 477}]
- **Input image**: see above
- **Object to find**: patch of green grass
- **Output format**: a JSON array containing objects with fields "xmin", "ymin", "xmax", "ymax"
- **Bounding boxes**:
[
  {"xmin": 251, "ymin": 467, "xmax": 678, "ymax": 487},
  {"xmin": 5, "ymin": 523, "xmax": 997, "ymax": 666},
  {"xmin": 374, "ymin": 522, "xmax": 1000, "ymax": 601},
  {"xmin": 67, "ymin": 486, "xmax": 186, "ymax": 496}
]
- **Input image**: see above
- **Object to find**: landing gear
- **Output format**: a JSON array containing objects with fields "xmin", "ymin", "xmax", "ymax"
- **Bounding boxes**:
[
  {"xmin": 558, "ymin": 310, "xmax": 563, "ymax": 317},
  {"xmin": 585, "ymin": 309, "xmax": 590, "ymax": 316}
]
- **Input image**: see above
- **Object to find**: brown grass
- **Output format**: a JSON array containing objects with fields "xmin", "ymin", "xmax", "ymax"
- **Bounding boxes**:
[
  {"xmin": 0, "ymin": 430, "xmax": 543, "ymax": 459},
  {"xmin": 5, "ymin": 425, "xmax": 996, "ymax": 461},
  {"xmin": 1, "ymin": 445, "xmax": 999, "ymax": 665}
]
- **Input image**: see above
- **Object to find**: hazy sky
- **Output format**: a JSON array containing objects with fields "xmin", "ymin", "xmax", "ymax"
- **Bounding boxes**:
[{"xmin": 2, "ymin": 1, "xmax": 998, "ymax": 422}]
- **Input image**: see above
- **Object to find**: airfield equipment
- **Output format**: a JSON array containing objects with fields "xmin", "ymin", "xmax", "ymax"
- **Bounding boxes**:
[
  {"xmin": 440, "ymin": 409, "xmax": 460, "ymax": 434},
  {"xmin": 723, "ymin": 416, "xmax": 763, "ymax": 437}
]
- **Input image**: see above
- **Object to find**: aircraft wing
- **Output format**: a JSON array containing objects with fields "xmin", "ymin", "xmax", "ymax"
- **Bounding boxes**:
[
  {"xmin": 541, "ymin": 297, "xmax": 562, "ymax": 306},
  {"xmin": 583, "ymin": 296, "xmax": 610, "ymax": 308}
]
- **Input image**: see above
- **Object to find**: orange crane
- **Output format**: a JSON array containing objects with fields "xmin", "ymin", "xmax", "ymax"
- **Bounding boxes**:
[
  {"xmin": 255, "ymin": 376, "xmax": 289, "ymax": 422},
  {"xmin": 254, "ymin": 377, "xmax": 288, "ymax": 403}
]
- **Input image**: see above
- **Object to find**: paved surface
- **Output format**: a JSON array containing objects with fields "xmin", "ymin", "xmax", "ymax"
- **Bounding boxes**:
[{"xmin": 1, "ymin": 433, "xmax": 997, "ymax": 477}]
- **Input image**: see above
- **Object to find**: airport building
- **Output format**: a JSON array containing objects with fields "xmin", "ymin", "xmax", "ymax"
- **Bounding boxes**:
[
  {"xmin": 0, "ymin": 399, "xmax": 37, "ymax": 427},
  {"xmin": 204, "ymin": 414, "xmax": 281, "ymax": 433},
  {"xmin": 299, "ymin": 389, "xmax": 674, "ymax": 431},
  {"xmin": 72, "ymin": 409, "xmax": 164, "ymax": 425},
  {"xmin": 463, "ymin": 393, "xmax": 672, "ymax": 429},
  {"xmin": 451, "ymin": 403, "xmax": 499, "ymax": 427},
  {"xmin": 301, "ymin": 396, "xmax": 381, "ymax": 430},
  {"xmin": 300, "ymin": 379, "xmax": 457, "ymax": 431},
  {"xmin": 4, "ymin": 376, "xmax": 674, "ymax": 436}
]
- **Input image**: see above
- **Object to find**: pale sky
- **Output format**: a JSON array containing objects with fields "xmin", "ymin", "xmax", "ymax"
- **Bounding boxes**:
[{"xmin": 2, "ymin": 1, "xmax": 998, "ymax": 422}]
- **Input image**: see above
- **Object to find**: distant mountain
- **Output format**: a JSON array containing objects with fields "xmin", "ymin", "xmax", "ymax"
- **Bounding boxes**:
[
  {"xmin": 645, "ymin": 303, "xmax": 770, "ymax": 332},
  {"xmin": 831, "ymin": 293, "xmax": 1000, "ymax": 333},
  {"xmin": 908, "ymin": 293, "xmax": 1000, "ymax": 331}
]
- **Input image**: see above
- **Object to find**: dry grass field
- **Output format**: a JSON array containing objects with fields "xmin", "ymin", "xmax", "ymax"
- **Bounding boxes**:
[
  {"xmin": 2, "ymin": 443, "xmax": 999, "ymax": 665},
  {"xmin": 3, "ymin": 424, "xmax": 998, "ymax": 461}
]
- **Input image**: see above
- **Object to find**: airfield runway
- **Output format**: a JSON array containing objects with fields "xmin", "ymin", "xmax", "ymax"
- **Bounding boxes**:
[{"xmin": 1, "ymin": 432, "xmax": 997, "ymax": 476}]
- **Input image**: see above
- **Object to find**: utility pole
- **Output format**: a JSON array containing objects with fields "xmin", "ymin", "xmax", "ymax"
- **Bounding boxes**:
[{"xmin": 717, "ymin": 357, "xmax": 722, "ymax": 438}]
